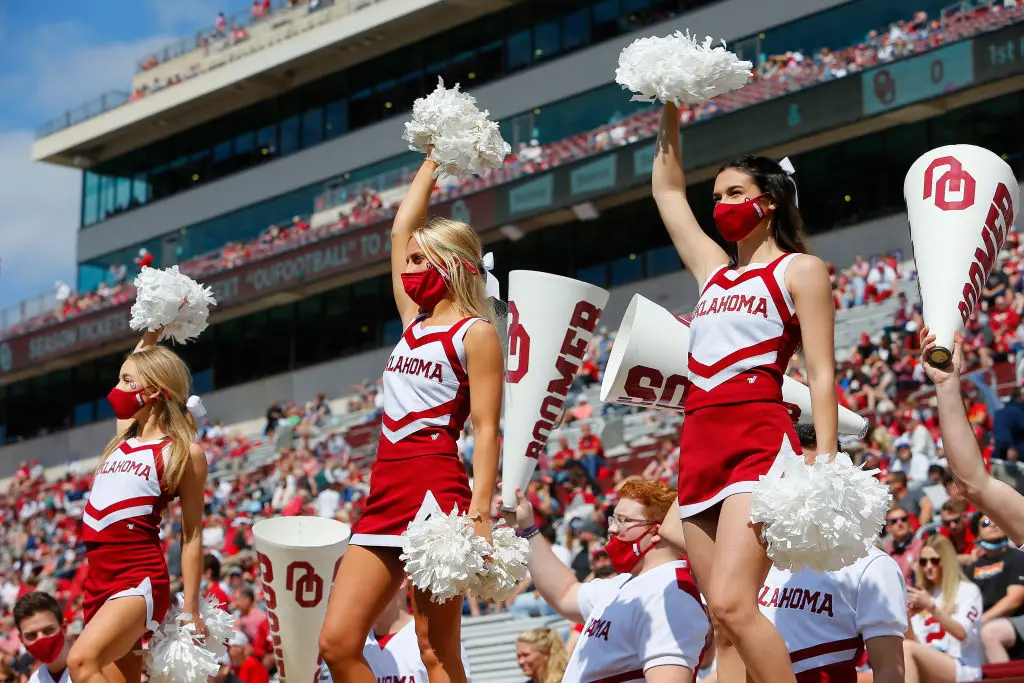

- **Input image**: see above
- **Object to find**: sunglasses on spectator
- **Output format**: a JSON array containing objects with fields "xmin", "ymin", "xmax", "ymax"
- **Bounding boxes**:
[
  {"xmin": 919, "ymin": 557, "xmax": 942, "ymax": 566},
  {"xmin": 981, "ymin": 519, "xmax": 996, "ymax": 528},
  {"xmin": 887, "ymin": 515, "xmax": 908, "ymax": 524},
  {"xmin": 942, "ymin": 518, "xmax": 962, "ymax": 527}
]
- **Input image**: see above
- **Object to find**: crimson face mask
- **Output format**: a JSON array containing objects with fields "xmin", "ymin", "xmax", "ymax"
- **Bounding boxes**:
[
  {"xmin": 24, "ymin": 631, "xmax": 65, "ymax": 664},
  {"xmin": 401, "ymin": 266, "xmax": 449, "ymax": 310},
  {"xmin": 713, "ymin": 193, "xmax": 771, "ymax": 242},
  {"xmin": 107, "ymin": 386, "xmax": 150, "ymax": 420},
  {"xmin": 604, "ymin": 524, "xmax": 658, "ymax": 574}
]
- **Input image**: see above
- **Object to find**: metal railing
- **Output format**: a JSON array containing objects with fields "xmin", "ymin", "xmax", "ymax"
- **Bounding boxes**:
[{"xmin": 34, "ymin": 0, "xmax": 382, "ymax": 140}]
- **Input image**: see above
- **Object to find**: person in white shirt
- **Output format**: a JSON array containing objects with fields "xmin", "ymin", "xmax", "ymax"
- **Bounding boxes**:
[
  {"xmin": 905, "ymin": 535, "xmax": 983, "ymax": 683},
  {"xmin": 762, "ymin": 423, "xmax": 908, "ymax": 683},
  {"xmin": 922, "ymin": 329, "xmax": 1024, "ymax": 549},
  {"xmin": 904, "ymin": 412, "xmax": 938, "ymax": 462},
  {"xmin": 889, "ymin": 437, "xmax": 931, "ymax": 486},
  {"xmin": 319, "ymin": 580, "xmax": 471, "ymax": 683},
  {"xmin": 14, "ymin": 592, "xmax": 72, "ymax": 683},
  {"xmin": 661, "ymin": 424, "xmax": 908, "ymax": 683},
  {"xmin": 509, "ymin": 479, "xmax": 709, "ymax": 683}
]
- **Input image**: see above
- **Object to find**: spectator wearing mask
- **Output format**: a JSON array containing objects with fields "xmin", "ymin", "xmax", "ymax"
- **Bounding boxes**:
[
  {"xmin": 974, "ymin": 514, "xmax": 1024, "ymax": 663},
  {"xmin": 14, "ymin": 592, "xmax": 71, "ymax": 683},
  {"xmin": 884, "ymin": 506, "xmax": 924, "ymax": 585},
  {"xmin": 938, "ymin": 500, "xmax": 976, "ymax": 567},
  {"xmin": 993, "ymin": 389, "xmax": 1024, "ymax": 462}
]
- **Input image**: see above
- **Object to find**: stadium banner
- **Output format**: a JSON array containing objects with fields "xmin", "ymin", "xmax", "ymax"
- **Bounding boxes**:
[
  {"xmin": 681, "ymin": 75, "xmax": 863, "ymax": 168},
  {"xmin": 570, "ymin": 155, "xmax": 617, "ymax": 196},
  {"xmin": 0, "ymin": 192, "xmax": 495, "ymax": 375},
  {"xmin": 861, "ymin": 41, "xmax": 974, "ymax": 117},
  {"xmin": 973, "ymin": 20, "xmax": 1024, "ymax": 84},
  {"xmin": 508, "ymin": 175, "xmax": 555, "ymax": 215}
]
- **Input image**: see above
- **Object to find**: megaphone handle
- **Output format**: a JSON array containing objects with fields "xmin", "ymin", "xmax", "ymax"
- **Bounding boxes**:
[{"xmin": 926, "ymin": 346, "xmax": 952, "ymax": 368}]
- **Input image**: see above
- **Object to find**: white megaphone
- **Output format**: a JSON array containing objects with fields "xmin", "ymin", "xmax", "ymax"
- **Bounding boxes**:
[
  {"xmin": 252, "ymin": 517, "xmax": 351, "ymax": 683},
  {"xmin": 905, "ymin": 144, "xmax": 1019, "ymax": 367},
  {"xmin": 600, "ymin": 294, "xmax": 869, "ymax": 438},
  {"xmin": 501, "ymin": 271, "xmax": 610, "ymax": 509}
]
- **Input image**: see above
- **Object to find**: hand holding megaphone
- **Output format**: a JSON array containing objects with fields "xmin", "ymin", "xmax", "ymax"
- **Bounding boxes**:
[{"xmin": 920, "ymin": 325, "xmax": 964, "ymax": 387}]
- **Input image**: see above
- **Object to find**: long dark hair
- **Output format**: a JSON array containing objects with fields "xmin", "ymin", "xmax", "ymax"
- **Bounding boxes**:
[{"xmin": 717, "ymin": 155, "xmax": 810, "ymax": 255}]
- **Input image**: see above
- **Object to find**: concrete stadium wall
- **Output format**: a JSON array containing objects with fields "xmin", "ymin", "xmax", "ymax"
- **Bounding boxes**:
[
  {"xmin": 78, "ymin": 0, "xmax": 853, "ymax": 262},
  {"xmin": 5, "ymin": 207, "xmax": 915, "ymax": 477}
]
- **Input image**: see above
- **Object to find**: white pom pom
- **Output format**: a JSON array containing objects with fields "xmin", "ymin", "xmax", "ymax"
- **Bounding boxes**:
[
  {"xmin": 471, "ymin": 522, "xmax": 529, "ymax": 602},
  {"xmin": 615, "ymin": 30, "xmax": 753, "ymax": 106},
  {"xmin": 130, "ymin": 266, "xmax": 217, "ymax": 344},
  {"xmin": 146, "ymin": 595, "xmax": 235, "ymax": 683},
  {"xmin": 749, "ymin": 450, "xmax": 892, "ymax": 573},
  {"xmin": 400, "ymin": 506, "xmax": 489, "ymax": 604},
  {"xmin": 402, "ymin": 77, "xmax": 511, "ymax": 179}
]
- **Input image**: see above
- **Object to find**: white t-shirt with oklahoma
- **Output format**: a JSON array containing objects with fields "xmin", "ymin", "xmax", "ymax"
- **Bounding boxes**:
[
  {"xmin": 760, "ymin": 546, "xmax": 907, "ymax": 681},
  {"xmin": 319, "ymin": 619, "xmax": 472, "ymax": 683},
  {"xmin": 909, "ymin": 580, "xmax": 983, "ymax": 683},
  {"xmin": 562, "ymin": 559, "xmax": 709, "ymax": 683}
]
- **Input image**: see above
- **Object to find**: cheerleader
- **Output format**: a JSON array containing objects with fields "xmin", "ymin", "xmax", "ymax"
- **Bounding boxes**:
[
  {"xmin": 67, "ymin": 329, "xmax": 208, "ymax": 683},
  {"xmin": 318, "ymin": 154, "xmax": 503, "ymax": 683},
  {"xmin": 652, "ymin": 102, "xmax": 838, "ymax": 683},
  {"xmin": 921, "ymin": 328, "xmax": 1024, "ymax": 545}
]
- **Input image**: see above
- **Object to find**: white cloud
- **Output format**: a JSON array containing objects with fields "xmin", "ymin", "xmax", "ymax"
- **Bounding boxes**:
[
  {"xmin": 0, "ymin": 130, "xmax": 79, "ymax": 312},
  {"xmin": 151, "ymin": 0, "xmax": 224, "ymax": 33},
  {"xmin": 24, "ymin": 24, "xmax": 176, "ymax": 119}
]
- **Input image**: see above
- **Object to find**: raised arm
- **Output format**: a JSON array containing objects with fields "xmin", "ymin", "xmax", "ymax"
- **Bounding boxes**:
[
  {"xmin": 116, "ymin": 329, "xmax": 162, "ymax": 434},
  {"xmin": 652, "ymin": 103, "xmax": 729, "ymax": 286},
  {"xmin": 788, "ymin": 255, "xmax": 838, "ymax": 460},
  {"xmin": 923, "ymin": 329, "xmax": 1024, "ymax": 547},
  {"xmin": 511, "ymin": 489, "xmax": 583, "ymax": 622},
  {"xmin": 392, "ymin": 156, "xmax": 441, "ymax": 327}
]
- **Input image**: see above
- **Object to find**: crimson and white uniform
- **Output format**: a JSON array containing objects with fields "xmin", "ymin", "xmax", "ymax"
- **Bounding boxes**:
[
  {"xmin": 351, "ymin": 315, "xmax": 483, "ymax": 547},
  {"xmin": 678, "ymin": 253, "xmax": 803, "ymax": 517},
  {"xmin": 82, "ymin": 437, "xmax": 174, "ymax": 631},
  {"xmin": 562, "ymin": 560, "xmax": 709, "ymax": 683},
  {"xmin": 319, "ymin": 619, "xmax": 472, "ymax": 683},
  {"xmin": 909, "ymin": 581, "xmax": 983, "ymax": 682},
  {"xmin": 760, "ymin": 547, "xmax": 908, "ymax": 683}
]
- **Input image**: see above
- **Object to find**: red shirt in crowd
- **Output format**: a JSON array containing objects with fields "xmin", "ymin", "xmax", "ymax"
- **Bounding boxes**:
[
  {"xmin": 236, "ymin": 656, "xmax": 269, "ymax": 683},
  {"xmin": 204, "ymin": 582, "xmax": 232, "ymax": 610}
]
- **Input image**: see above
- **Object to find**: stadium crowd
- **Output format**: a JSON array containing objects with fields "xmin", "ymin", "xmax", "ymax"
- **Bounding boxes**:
[
  {"xmin": 6, "ymin": 1, "xmax": 1014, "ymax": 342},
  {"xmin": 3, "ymin": 224, "xmax": 1024, "ymax": 682}
]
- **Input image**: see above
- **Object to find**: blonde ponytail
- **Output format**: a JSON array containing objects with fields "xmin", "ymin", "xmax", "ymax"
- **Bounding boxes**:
[{"xmin": 98, "ymin": 346, "xmax": 198, "ymax": 493}]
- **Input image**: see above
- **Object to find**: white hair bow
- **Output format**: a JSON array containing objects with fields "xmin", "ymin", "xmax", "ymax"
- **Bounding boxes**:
[
  {"xmin": 186, "ymin": 395, "xmax": 207, "ymax": 419},
  {"xmin": 778, "ymin": 157, "xmax": 799, "ymax": 207},
  {"xmin": 482, "ymin": 252, "xmax": 500, "ymax": 300}
]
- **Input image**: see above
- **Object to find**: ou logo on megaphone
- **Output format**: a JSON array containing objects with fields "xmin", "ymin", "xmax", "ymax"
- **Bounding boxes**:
[
  {"xmin": 923, "ymin": 156, "xmax": 976, "ymax": 212},
  {"xmin": 506, "ymin": 301, "xmax": 530, "ymax": 384}
]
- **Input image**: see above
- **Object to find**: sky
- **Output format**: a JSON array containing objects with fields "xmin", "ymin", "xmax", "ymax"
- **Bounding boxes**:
[{"xmin": 0, "ymin": 0, "xmax": 225, "ymax": 312}]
